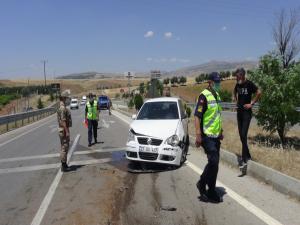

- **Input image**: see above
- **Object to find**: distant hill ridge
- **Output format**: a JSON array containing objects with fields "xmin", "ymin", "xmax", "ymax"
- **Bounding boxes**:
[{"xmin": 57, "ymin": 60, "xmax": 258, "ymax": 79}]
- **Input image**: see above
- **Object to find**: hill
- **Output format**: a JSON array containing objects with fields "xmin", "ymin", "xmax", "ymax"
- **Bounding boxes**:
[{"xmin": 166, "ymin": 60, "xmax": 258, "ymax": 77}]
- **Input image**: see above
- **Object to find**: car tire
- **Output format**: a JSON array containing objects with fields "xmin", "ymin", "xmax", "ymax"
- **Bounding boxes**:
[{"xmin": 180, "ymin": 135, "xmax": 189, "ymax": 166}]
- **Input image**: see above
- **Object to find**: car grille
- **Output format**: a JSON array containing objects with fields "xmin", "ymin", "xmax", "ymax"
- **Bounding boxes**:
[
  {"xmin": 139, "ymin": 152, "xmax": 158, "ymax": 160},
  {"xmin": 137, "ymin": 137, "xmax": 163, "ymax": 146}
]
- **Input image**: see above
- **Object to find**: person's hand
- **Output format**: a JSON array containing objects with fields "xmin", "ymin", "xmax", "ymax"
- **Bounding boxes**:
[
  {"xmin": 243, "ymin": 104, "xmax": 252, "ymax": 109},
  {"xmin": 195, "ymin": 134, "xmax": 202, "ymax": 148},
  {"xmin": 219, "ymin": 134, "xmax": 224, "ymax": 140}
]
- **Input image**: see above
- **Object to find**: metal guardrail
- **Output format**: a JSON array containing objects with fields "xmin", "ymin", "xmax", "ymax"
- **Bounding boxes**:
[{"xmin": 0, "ymin": 102, "xmax": 59, "ymax": 133}]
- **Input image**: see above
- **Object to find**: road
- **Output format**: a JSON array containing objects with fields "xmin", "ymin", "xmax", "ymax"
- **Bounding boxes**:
[{"xmin": 0, "ymin": 107, "xmax": 299, "ymax": 225}]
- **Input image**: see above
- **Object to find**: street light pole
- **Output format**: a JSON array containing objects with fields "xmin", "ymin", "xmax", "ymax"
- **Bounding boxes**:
[{"xmin": 41, "ymin": 60, "xmax": 48, "ymax": 87}]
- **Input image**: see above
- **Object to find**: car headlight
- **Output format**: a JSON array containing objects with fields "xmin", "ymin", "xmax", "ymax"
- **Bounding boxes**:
[
  {"xmin": 127, "ymin": 129, "xmax": 135, "ymax": 142},
  {"xmin": 166, "ymin": 135, "xmax": 180, "ymax": 147}
]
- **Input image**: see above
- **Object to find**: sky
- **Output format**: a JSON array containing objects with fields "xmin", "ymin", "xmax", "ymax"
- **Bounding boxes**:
[{"xmin": 0, "ymin": 0, "xmax": 299, "ymax": 79}]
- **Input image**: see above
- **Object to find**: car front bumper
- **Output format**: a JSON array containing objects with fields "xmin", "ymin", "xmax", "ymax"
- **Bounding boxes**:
[{"xmin": 126, "ymin": 141, "xmax": 182, "ymax": 166}]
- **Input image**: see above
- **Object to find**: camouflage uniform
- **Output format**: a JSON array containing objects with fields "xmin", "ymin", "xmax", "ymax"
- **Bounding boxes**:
[{"xmin": 57, "ymin": 101, "xmax": 72, "ymax": 163}]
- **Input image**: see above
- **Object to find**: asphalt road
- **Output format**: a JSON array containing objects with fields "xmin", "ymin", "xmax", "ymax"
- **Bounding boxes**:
[{"xmin": 0, "ymin": 106, "xmax": 299, "ymax": 225}]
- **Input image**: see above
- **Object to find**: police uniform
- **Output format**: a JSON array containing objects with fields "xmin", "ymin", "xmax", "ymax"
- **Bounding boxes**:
[
  {"xmin": 57, "ymin": 100, "xmax": 72, "ymax": 170},
  {"xmin": 194, "ymin": 79, "xmax": 223, "ymax": 202},
  {"xmin": 85, "ymin": 98, "xmax": 98, "ymax": 146}
]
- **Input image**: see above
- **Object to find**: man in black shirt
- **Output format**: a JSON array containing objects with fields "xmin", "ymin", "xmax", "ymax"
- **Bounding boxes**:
[{"xmin": 233, "ymin": 68, "xmax": 261, "ymax": 172}]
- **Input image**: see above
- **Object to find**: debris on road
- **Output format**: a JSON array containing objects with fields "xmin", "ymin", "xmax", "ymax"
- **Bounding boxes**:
[{"xmin": 160, "ymin": 206, "xmax": 177, "ymax": 211}]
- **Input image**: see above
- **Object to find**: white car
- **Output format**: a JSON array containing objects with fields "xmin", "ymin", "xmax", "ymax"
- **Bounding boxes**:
[
  {"xmin": 70, "ymin": 99, "xmax": 79, "ymax": 109},
  {"xmin": 126, "ymin": 97, "xmax": 189, "ymax": 167}
]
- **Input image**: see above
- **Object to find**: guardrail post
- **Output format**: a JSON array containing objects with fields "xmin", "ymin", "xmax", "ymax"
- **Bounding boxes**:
[
  {"xmin": 15, "ymin": 117, "xmax": 17, "ymax": 128},
  {"xmin": 6, "ymin": 122, "xmax": 9, "ymax": 132}
]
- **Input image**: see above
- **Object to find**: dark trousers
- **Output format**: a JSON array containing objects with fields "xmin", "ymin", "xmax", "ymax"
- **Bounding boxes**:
[
  {"xmin": 200, "ymin": 137, "xmax": 220, "ymax": 193},
  {"xmin": 88, "ymin": 119, "xmax": 98, "ymax": 144},
  {"xmin": 237, "ymin": 109, "xmax": 252, "ymax": 163}
]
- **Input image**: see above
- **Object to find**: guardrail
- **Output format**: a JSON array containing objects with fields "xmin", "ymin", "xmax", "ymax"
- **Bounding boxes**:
[
  {"xmin": 0, "ymin": 102, "xmax": 59, "ymax": 133},
  {"xmin": 113, "ymin": 99, "xmax": 300, "ymax": 112}
]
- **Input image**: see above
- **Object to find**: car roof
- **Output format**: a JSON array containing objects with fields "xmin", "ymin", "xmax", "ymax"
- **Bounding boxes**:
[{"xmin": 145, "ymin": 97, "xmax": 179, "ymax": 103}]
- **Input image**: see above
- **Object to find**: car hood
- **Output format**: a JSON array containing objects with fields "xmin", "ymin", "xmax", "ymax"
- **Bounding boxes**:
[{"xmin": 130, "ymin": 119, "xmax": 180, "ymax": 139}]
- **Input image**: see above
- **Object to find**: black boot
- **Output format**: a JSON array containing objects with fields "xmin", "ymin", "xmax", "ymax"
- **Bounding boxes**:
[
  {"xmin": 197, "ymin": 180, "xmax": 208, "ymax": 202},
  {"xmin": 61, "ymin": 162, "xmax": 70, "ymax": 172}
]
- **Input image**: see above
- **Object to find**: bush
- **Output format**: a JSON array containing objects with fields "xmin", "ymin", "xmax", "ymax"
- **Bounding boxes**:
[
  {"xmin": 0, "ymin": 94, "xmax": 18, "ymax": 106},
  {"xmin": 128, "ymin": 98, "xmax": 134, "ymax": 109},
  {"xmin": 134, "ymin": 94, "xmax": 144, "ymax": 110},
  {"xmin": 37, "ymin": 98, "xmax": 44, "ymax": 109},
  {"xmin": 250, "ymin": 54, "xmax": 300, "ymax": 145},
  {"xmin": 49, "ymin": 92, "xmax": 54, "ymax": 102},
  {"xmin": 186, "ymin": 106, "xmax": 192, "ymax": 118},
  {"xmin": 115, "ymin": 93, "xmax": 120, "ymax": 99},
  {"xmin": 219, "ymin": 89, "xmax": 232, "ymax": 102}
]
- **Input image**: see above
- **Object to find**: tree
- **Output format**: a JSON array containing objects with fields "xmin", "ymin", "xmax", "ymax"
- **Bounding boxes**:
[
  {"xmin": 163, "ymin": 78, "xmax": 170, "ymax": 86},
  {"xmin": 128, "ymin": 98, "xmax": 134, "ymax": 108},
  {"xmin": 139, "ymin": 82, "xmax": 145, "ymax": 95},
  {"xmin": 218, "ymin": 89, "xmax": 232, "ymax": 102},
  {"xmin": 171, "ymin": 76, "xmax": 178, "ymax": 86},
  {"xmin": 49, "ymin": 92, "xmax": 54, "ymax": 102},
  {"xmin": 179, "ymin": 76, "xmax": 187, "ymax": 85},
  {"xmin": 134, "ymin": 94, "xmax": 144, "ymax": 110},
  {"xmin": 37, "ymin": 98, "xmax": 44, "ymax": 109},
  {"xmin": 273, "ymin": 9, "xmax": 300, "ymax": 68},
  {"xmin": 250, "ymin": 54, "xmax": 300, "ymax": 145},
  {"xmin": 195, "ymin": 76, "xmax": 200, "ymax": 84}
]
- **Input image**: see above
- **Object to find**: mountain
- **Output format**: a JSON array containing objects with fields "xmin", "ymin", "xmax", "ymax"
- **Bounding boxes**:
[
  {"xmin": 166, "ymin": 60, "xmax": 258, "ymax": 77},
  {"xmin": 57, "ymin": 60, "xmax": 258, "ymax": 79}
]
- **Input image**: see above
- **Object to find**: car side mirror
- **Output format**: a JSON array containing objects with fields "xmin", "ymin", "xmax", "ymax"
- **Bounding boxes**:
[{"xmin": 132, "ymin": 114, "xmax": 137, "ymax": 120}]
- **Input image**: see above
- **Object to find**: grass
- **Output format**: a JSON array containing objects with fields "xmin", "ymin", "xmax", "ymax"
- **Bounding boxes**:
[
  {"xmin": 170, "ymin": 79, "xmax": 236, "ymax": 102},
  {"xmin": 188, "ymin": 114, "xmax": 300, "ymax": 180}
]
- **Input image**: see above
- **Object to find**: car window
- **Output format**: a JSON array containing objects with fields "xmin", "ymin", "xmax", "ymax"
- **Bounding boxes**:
[{"xmin": 137, "ymin": 101, "xmax": 179, "ymax": 120}]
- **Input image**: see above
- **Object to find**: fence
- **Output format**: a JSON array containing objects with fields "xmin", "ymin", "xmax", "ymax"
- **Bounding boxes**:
[{"xmin": 0, "ymin": 102, "xmax": 59, "ymax": 134}]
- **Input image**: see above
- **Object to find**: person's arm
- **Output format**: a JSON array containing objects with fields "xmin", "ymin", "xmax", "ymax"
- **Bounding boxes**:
[
  {"xmin": 194, "ymin": 95, "xmax": 206, "ymax": 147},
  {"xmin": 85, "ymin": 105, "xmax": 88, "ymax": 119},
  {"xmin": 244, "ymin": 82, "xmax": 261, "ymax": 109},
  {"xmin": 194, "ymin": 115, "xmax": 202, "ymax": 147},
  {"xmin": 232, "ymin": 85, "xmax": 237, "ymax": 102}
]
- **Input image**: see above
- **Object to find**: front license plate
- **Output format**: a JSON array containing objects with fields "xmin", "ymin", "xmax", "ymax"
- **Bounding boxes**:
[{"xmin": 139, "ymin": 146, "xmax": 158, "ymax": 153}]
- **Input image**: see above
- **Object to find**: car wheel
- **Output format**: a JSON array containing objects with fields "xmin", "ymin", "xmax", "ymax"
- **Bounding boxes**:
[{"xmin": 180, "ymin": 135, "xmax": 189, "ymax": 166}]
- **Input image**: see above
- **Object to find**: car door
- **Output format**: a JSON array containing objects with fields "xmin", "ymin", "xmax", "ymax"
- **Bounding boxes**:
[{"xmin": 178, "ymin": 100, "xmax": 188, "ymax": 139}]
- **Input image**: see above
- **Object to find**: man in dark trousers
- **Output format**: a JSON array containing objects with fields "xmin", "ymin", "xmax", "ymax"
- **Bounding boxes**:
[
  {"xmin": 85, "ymin": 93, "xmax": 99, "ymax": 147},
  {"xmin": 194, "ymin": 72, "xmax": 223, "ymax": 203},
  {"xmin": 233, "ymin": 68, "xmax": 261, "ymax": 173}
]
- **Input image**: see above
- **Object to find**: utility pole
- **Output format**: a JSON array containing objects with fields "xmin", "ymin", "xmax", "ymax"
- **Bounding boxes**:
[
  {"xmin": 41, "ymin": 60, "xmax": 48, "ymax": 87},
  {"xmin": 125, "ymin": 72, "xmax": 134, "ymax": 95}
]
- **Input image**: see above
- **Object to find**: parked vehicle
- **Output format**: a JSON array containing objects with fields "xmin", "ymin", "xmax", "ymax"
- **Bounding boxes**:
[
  {"xmin": 126, "ymin": 97, "xmax": 189, "ymax": 167},
  {"xmin": 70, "ymin": 99, "xmax": 79, "ymax": 109}
]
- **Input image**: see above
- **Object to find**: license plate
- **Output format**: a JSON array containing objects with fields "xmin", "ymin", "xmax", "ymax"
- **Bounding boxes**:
[{"xmin": 139, "ymin": 146, "xmax": 158, "ymax": 153}]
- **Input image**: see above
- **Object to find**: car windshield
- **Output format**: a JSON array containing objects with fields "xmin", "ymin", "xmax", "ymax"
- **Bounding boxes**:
[
  {"xmin": 99, "ymin": 96, "xmax": 108, "ymax": 101},
  {"xmin": 137, "ymin": 101, "xmax": 179, "ymax": 120}
]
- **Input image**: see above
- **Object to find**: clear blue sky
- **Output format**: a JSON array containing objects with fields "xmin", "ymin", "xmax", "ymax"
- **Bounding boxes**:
[{"xmin": 0, "ymin": 0, "xmax": 299, "ymax": 79}]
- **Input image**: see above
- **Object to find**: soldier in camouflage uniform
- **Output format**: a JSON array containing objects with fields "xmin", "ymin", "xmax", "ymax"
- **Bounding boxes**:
[{"xmin": 57, "ymin": 93, "xmax": 72, "ymax": 172}]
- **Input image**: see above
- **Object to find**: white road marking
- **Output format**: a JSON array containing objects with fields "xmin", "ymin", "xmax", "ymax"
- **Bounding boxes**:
[
  {"xmin": 30, "ymin": 134, "xmax": 80, "ymax": 225},
  {"xmin": 0, "ymin": 117, "xmax": 56, "ymax": 149},
  {"xmin": 112, "ymin": 110, "xmax": 283, "ymax": 225},
  {"xmin": 186, "ymin": 161, "xmax": 283, "ymax": 225},
  {"xmin": 0, "ymin": 147, "xmax": 125, "ymax": 163},
  {"xmin": 102, "ymin": 119, "xmax": 109, "ymax": 128},
  {"xmin": 0, "ymin": 158, "xmax": 113, "ymax": 174},
  {"xmin": 0, "ymin": 163, "xmax": 60, "ymax": 174}
]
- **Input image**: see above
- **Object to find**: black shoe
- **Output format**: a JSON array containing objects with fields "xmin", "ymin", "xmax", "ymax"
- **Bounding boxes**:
[
  {"xmin": 196, "ymin": 180, "xmax": 209, "ymax": 202},
  {"xmin": 207, "ymin": 190, "xmax": 223, "ymax": 203},
  {"xmin": 94, "ymin": 139, "xmax": 97, "ymax": 144},
  {"xmin": 61, "ymin": 162, "xmax": 70, "ymax": 172},
  {"xmin": 88, "ymin": 143, "xmax": 92, "ymax": 147}
]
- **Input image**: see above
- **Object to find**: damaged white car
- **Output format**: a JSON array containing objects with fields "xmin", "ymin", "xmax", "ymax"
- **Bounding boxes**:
[{"xmin": 126, "ymin": 97, "xmax": 189, "ymax": 167}]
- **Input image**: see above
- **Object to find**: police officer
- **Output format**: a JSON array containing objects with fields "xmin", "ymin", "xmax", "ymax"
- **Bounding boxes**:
[
  {"xmin": 194, "ymin": 72, "xmax": 223, "ymax": 203},
  {"xmin": 57, "ymin": 93, "xmax": 72, "ymax": 172},
  {"xmin": 85, "ymin": 93, "xmax": 99, "ymax": 147}
]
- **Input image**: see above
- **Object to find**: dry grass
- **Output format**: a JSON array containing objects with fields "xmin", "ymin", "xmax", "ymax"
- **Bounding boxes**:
[
  {"xmin": 0, "ymin": 78, "xmax": 148, "ymax": 95},
  {"xmin": 170, "ymin": 79, "xmax": 236, "ymax": 102},
  {"xmin": 188, "ymin": 114, "xmax": 300, "ymax": 180}
]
